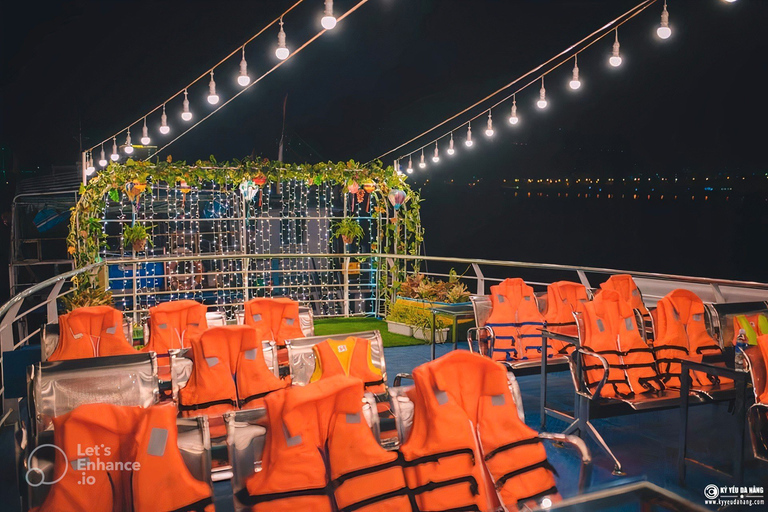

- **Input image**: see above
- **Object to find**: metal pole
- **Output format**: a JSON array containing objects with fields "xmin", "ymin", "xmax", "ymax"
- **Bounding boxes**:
[{"xmin": 81, "ymin": 151, "xmax": 87, "ymax": 185}]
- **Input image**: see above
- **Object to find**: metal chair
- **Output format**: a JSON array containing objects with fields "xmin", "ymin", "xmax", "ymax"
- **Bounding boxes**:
[{"xmin": 746, "ymin": 345, "xmax": 768, "ymax": 463}]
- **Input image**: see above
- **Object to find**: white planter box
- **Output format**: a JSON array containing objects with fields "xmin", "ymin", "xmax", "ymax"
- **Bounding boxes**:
[
  {"xmin": 386, "ymin": 321, "xmax": 413, "ymax": 336},
  {"xmin": 413, "ymin": 327, "xmax": 450, "ymax": 343}
]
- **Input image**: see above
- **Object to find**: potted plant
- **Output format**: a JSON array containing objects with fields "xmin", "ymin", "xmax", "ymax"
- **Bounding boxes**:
[
  {"xmin": 123, "ymin": 223, "xmax": 153, "ymax": 252},
  {"xmin": 385, "ymin": 300, "xmax": 414, "ymax": 336},
  {"xmin": 332, "ymin": 217, "xmax": 364, "ymax": 245},
  {"xmin": 408, "ymin": 307, "xmax": 451, "ymax": 343}
]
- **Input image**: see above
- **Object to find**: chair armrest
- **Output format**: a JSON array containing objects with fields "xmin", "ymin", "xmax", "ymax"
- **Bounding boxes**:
[
  {"xmin": 467, "ymin": 326, "xmax": 494, "ymax": 357},
  {"xmin": 539, "ymin": 432, "xmax": 592, "ymax": 494},
  {"xmin": 569, "ymin": 347, "xmax": 610, "ymax": 399},
  {"xmin": 393, "ymin": 373, "xmax": 413, "ymax": 387}
]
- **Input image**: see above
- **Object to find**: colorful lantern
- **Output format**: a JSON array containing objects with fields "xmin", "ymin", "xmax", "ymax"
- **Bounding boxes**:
[
  {"xmin": 239, "ymin": 180, "xmax": 259, "ymax": 202},
  {"xmin": 388, "ymin": 188, "xmax": 406, "ymax": 210},
  {"xmin": 362, "ymin": 181, "xmax": 376, "ymax": 212},
  {"xmin": 253, "ymin": 174, "xmax": 268, "ymax": 186},
  {"xmin": 347, "ymin": 181, "xmax": 359, "ymax": 194}
]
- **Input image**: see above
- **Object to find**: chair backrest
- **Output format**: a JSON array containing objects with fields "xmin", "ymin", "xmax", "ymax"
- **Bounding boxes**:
[
  {"xmin": 28, "ymin": 352, "xmax": 159, "ymax": 438},
  {"xmin": 284, "ymin": 330, "xmax": 386, "ymax": 387},
  {"xmin": 470, "ymin": 295, "xmax": 493, "ymax": 328},
  {"xmin": 235, "ymin": 305, "xmax": 314, "ymax": 336},
  {"xmin": 707, "ymin": 303, "xmax": 768, "ymax": 348},
  {"xmin": 44, "ymin": 309, "xmax": 134, "ymax": 361}
]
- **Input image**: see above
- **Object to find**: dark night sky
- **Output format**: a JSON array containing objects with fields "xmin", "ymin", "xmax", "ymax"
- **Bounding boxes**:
[{"xmin": 2, "ymin": 0, "xmax": 768, "ymax": 278}]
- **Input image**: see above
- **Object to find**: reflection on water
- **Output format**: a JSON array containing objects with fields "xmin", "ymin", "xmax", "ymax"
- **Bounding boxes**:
[{"xmin": 421, "ymin": 182, "xmax": 768, "ymax": 283}]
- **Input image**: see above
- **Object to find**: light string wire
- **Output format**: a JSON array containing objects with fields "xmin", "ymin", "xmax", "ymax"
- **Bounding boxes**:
[
  {"xmin": 371, "ymin": 0, "xmax": 658, "ymax": 165},
  {"xmin": 87, "ymin": 0, "xmax": 307, "ymax": 154},
  {"xmin": 147, "ymin": 0, "xmax": 370, "ymax": 160}
]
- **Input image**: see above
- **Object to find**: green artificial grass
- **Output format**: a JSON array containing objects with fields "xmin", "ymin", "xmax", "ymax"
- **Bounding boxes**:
[{"xmin": 313, "ymin": 317, "xmax": 425, "ymax": 348}]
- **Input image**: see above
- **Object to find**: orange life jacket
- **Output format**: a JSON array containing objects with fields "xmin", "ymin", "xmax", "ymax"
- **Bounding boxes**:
[
  {"xmin": 599, "ymin": 274, "xmax": 650, "ymax": 316},
  {"xmin": 485, "ymin": 278, "xmax": 560, "ymax": 361},
  {"xmin": 309, "ymin": 337, "xmax": 386, "ymax": 394},
  {"xmin": 652, "ymin": 289, "xmax": 728, "ymax": 388},
  {"xmin": 401, "ymin": 351, "xmax": 559, "ymax": 511},
  {"xmin": 145, "ymin": 299, "xmax": 208, "ymax": 354},
  {"xmin": 243, "ymin": 297, "xmax": 305, "ymax": 347},
  {"xmin": 580, "ymin": 289, "xmax": 664, "ymax": 399},
  {"xmin": 31, "ymin": 403, "xmax": 213, "ymax": 512},
  {"xmin": 240, "ymin": 376, "xmax": 410, "ymax": 512},
  {"xmin": 543, "ymin": 281, "xmax": 589, "ymax": 344},
  {"xmin": 179, "ymin": 325, "xmax": 287, "ymax": 426},
  {"xmin": 51, "ymin": 306, "xmax": 136, "ymax": 361}
]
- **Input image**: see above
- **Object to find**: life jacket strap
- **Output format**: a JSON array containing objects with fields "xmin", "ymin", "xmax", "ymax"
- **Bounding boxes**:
[
  {"xmin": 403, "ymin": 447, "xmax": 475, "ymax": 467},
  {"xmin": 495, "ymin": 458, "xmax": 557, "ymax": 490},
  {"xmin": 332, "ymin": 452, "xmax": 405, "ymax": 487},
  {"xmin": 695, "ymin": 344, "xmax": 722, "ymax": 354},
  {"xmin": 238, "ymin": 389, "xmax": 277, "ymax": 408},
  {"xmin": 178, "ymin": 398, "xmax": 237, "ymax": 412},
  {"xmin": 166, "ymin": 496, "xmax": 215, "ymax": 512},
  {"xmin": 653, "ymin": 345, "xmax": 689, "ymax": 353},
  {"xmin": 235, "ymin": 484, "xmax": 331, "ymax": 505},
  {"xmin": 483, "ymin": 436, "xmax": 539, "ymax": 461},
  {"xmin": 338, "ymin": 486, "xmax": 410, "ymax": 512},
  {"xmin": 410, "ymin": 475, "xmax": 480, "ymax": 497},
  {"xmin": 516, "ymin": 485, "xmax": 560, "ymax": 507},
  {"xmin": 545, "ymin": 322, "xmax": 576, "ymax": 327},
  {"xmin": 364, "ymin": 378, "xmax": 385, "ymax": 388}
]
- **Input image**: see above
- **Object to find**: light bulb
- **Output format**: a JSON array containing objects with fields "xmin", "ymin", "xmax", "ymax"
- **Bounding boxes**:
[
  {"xmin": 406, "ymin": 157, "xmax": 414, "ymax": 174},
  {"xmin": 276, "ymin": 18, "xmax": 289, "ymax": 60},
  {"xmin": 140, "ymin": 118, "xmax": 151, "ymax": 145},
  {"xmin": 86, "ymin": 153, "xmax": 95, "ymax": 175},
  {"xmin": 509, "ymin": 96, "xmax": 519, "ymax": 125},
  {"xmin": 124, "ymin": 130, "xmax": 134, "ymax": 154},
  {"xmin": 181, "ymin": 89, "xmax": 192, "ymax": 121},
  {"xmin": 657, "ymin": 2, "xmax": 671, "ymax": 39},
  {"xmin": 537, "ymin": 78, "xmax": 548, "ymax": 109},
  {"xmin": 723, "ymin": 0, "xmax": 736, "ymax": 3},
  {"xmin": 485, "ymin": 110, "xmax": 494, "ymax": 137},
  {"xmin": 418, "ymin": 150, "xmax": 426, "ymax": 169},
  {"xmin": 110, "ymin": 138, "xmax": 119, "ymax": 161},
  {"xmin": 207, "ymin": 71, "xmax": 219, "ymax": 104},
  {"xmin": 465, "ymin": 123, "xmax": 473, "ymax": 147},
  {"xmin": 570, "ymin": 55, "xmax": 581, "ymax": 89},
  {"xmin": 238, "ymin": 47, "xmax": 251, "ymax": 86},
  {"xmin": 432, "ymin": 142, "xmax": 440, "ymax": 163},
  {"xmin": 98, "ymin": 146, "xmax": 108, "ymax": 167},
  {"xmin": 610, "ymin": 29, "xmax": 622, "ymax": 67},
  {"xmin": 159, "ymin": 105, "xmax": 170, "ymax": 134},
  {"xmin": 321, "ymin": 0, "xmax": 337, "ymax": 29},
  {"xmin": 447, "ymin": 133, "xmax": 455, "ymax": 155}
]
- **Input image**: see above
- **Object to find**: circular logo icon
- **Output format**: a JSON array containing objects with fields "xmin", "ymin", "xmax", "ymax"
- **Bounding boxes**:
[
  {"xmin": 704, "ymin": 484, "xmax": 719, "ymax": 500},
  {"xmin": 26, "ymin": 444, "xmax": 68, "ymax": 487}
]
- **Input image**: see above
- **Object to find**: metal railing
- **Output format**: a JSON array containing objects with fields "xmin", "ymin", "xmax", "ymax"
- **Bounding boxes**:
[{"xmin": 2, "ymin": 252, "xmax": 768, "ymax": 425}]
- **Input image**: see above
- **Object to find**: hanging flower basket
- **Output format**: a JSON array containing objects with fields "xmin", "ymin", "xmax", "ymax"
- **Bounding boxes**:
[{"xmin": 131, "ymin": 239, "xmax": 147, "ymax": 252}]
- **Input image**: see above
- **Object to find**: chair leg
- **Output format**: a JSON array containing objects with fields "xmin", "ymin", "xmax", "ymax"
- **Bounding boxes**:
[
  {"xmin": 562, "ymin": 419, "xmax": 581, "ymax": 436},
  {"xmin": 586, "ymin": 421, "xmax": 625, "ymax": 476}
]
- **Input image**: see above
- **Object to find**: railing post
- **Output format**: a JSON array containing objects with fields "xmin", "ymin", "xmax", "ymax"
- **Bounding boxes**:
[
  {"xmin": 472, "ymin": 263, "xmax": 485, "ymax": 296},
  {"xmin": 1, "ymin": 300, "xmax": 23, "ymax": 420},
  {"xmin": 46, "ymin": 280, "xmax": 65, "ymax": 325},
  {"xmin": 343, "ymin": 256, "xmax": 350, "ymax": 317}
]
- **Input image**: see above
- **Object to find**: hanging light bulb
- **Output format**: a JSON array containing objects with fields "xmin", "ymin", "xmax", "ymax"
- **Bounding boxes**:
[
  {"xmin": 207, "ymin": 71, "xmax": 219, "ymax": 104},
  {"xmin": 610, "ymin": 29, "xmax": 623, "ymax": 67},
  {"xmin": 570, "ymin": 55, "xmax": 582, "ymax": 90},
  {"xmin": 124, "ymin": 129, "xmax": 134, "ymax": 154},
  {"xmin": 159, "ymin": 104, "xmax": 170, "ymax": 134},
  {"xmin": 537, "ymin": 77, "xmax": 548, "ymax": 109},
  {"xmin": 321, "ymin": 0, "xmax": 337, "ymax": 30},
  {"xmin": 85, "ymin": 152, "xmax": 95, "ymax": 175},
  {"xmin": 238, "ymin": 47, "xmax": 251, "ymax": 86},
  {"xmin": 509, "ymin": 95, "xmax": 519, "ymax": 125},
  {"xmin": 140, "ymin": 117, "xmax": 151, "ymax": 145},
  {"xmin": 447, "ymin": 133, "xmax": 456, "ymax": 155},
  {"xmin": 465, "ymin": 122, "xmax": 473, "ymax": 147},
  {"xmin": 484, "ymin": 110, "xmax": 494, "ymax": 137},
  {"xmin": 181, "ymin": 89, "xmax": 192, "ymax": 121},
  {"xmin": 395, "ymin": 159, "xmax": 403, "ymax": 176},
  {"xmin": 98, "ymin": 145, "xmax": 108, "ymax": 167},
  {"xmin": 722, "ymin": 0, "xmax": 736, "ymax": 3},
  {"xmin": 110, "ymin": 137, "xmax": 120, "ymax": 161},
  {"xmin": 432, "ymin": 142, "xmax": 440, "ymax": 163},
  {"xmin": 275, "ymin": 18, "xmax": 290, "ymax": 60},
  {"xmin": 657, "ymin": 1, "xmax": 671, "ymax": 39},
  {"xmin": 406, "ymin": 156, "xmax": 414, "ymax": 174},
  {"xmin": 418, "ymin": 149, "xmax": 426, "ymax": 169}
]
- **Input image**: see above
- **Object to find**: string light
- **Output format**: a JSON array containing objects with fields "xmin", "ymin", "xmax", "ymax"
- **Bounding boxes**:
[
  {"xmin": 181, "ymin": 89, "xmax": 193, "ymax": 121},
  {"xmin": 406, "ymin": 156, "xmax": 413, "ymax": 174},
  {"xmin": 276, "ymin": 18, "xmax": 290, "ymax": 60},
  {"xmin": 140, "ymin": 117, "xmax": 151, "ymax": 145},
  {"xmin": 110, "ymin": 137, "xmax": 120, "ymax": 161},
  {"xmin": 465, "ymin": 122, "xmax": 473, "ymax": 147},
  {"xmin": 447, "ymin": 133, "xmax": 455, "ymax": 155},
  {"xmin": 322, "ymin": 0, "xmax": 337, "ymax": 29},
  {"xmin": 537, "ymin": 77, "xmax": 548, "ymax": 109},
  {"xmin": 238, "ymin": 47, "xmax": 251, "ymax": 86},
  {"xmin": 98, "ymin": 145, "xmax": 108, "ymax": 167},
  {"xmin": 159, "ymin": 105, "xmax": 170, "ymax": 134},
  {"xmin": 569, "ymin": 55, "xmax": 581, "ymax": 90},
  {"xmin": 610, "ymin": 29, "xmax": 623, "ymax": 67},
  {"xmin": 432, "ymin": 142, "xmax": 440, "ymax": 163},
  {"xmin": 85, "ymin": 152, "xmax": 95, "ymax": 175},
  {"xmin": 509, "ymin": 95, "xmax": 519, "ymax": 125},
  {"xmin": 207, "ymin": 71, "xmax": 219, "ymax": 104},
  {"xmin": 485, "ymin": 110, "xmax": 494, "ymax": 137},
  {"xmin": 657, "ymin": 1, "xmax": 671, "ymax": 39},
  {"xmin": 418, "ymin": 149, "xmax": 426, "ymax": 169},
  {"xmin": 124, "ymin": 130, "xmax": 134, "ymax": 154}
]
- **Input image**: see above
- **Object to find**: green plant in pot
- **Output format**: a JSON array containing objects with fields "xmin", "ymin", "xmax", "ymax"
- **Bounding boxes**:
[
  {"xmin": 332, "ymin": 217, "xmax": 364, "ymax": 245},
  {"xmin": 123, "ymin": 223, "xmax": 154, "ymax": 252}
]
